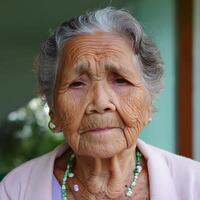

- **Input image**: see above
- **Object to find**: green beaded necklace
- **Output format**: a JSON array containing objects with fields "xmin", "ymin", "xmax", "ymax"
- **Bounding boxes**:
[{"xmin": 61, "ymin": 149, "xmax": 142, "ymax": 200}]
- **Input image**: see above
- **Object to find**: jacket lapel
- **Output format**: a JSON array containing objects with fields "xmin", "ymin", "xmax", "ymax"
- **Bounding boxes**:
[
  {"xmin": 25, "ymin": 144, "xmax": 68, "ymax": 200},
  {"xmin": 137, "ymin": 139, "xmax": 179, "ymax": 200}
]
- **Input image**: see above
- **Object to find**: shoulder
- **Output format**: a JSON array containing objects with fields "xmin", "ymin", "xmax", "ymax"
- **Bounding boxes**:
[
  {"xmin": 151, "ymin": 144, "xmax": 200, "ymax": 174},
  {"xmin": 138, "ymin": 139, "xmax": 200, "ymax": 174},
  {"xmin": 155, "ymin": 146, "xmax": 200, "ymax": 196},
  {"xmin": 0, "ymin": 144, "xmax": 67, "ymax": 199},
  {"xmin": 0, "ymin": 152, "xmax": 50, "ymax": 199},
  {"xmin": 138, "ymin": 140, "xmax": 200, "ymax": 198}
]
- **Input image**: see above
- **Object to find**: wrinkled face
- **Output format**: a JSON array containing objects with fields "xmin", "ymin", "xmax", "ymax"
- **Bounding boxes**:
[{"xmin": 53, "ymin": 32, "xmax": 152, "ymax": 158}]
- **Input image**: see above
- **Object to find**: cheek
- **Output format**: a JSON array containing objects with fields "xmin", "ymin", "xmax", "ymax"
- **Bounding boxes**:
[
  {"xmin": 117, "ymin": 88, "xmax": 149, "ymax": 125},
  {"xmin": 56, "ymin": 91, "xmax": 86, "ymax": 131},
  {"xmin": 115, "ymin": 88, "xmax": 150, "ymax": 146},
  {"xmin": 56, "ymin": 91, "xmax": 87, "ymax": 151}
]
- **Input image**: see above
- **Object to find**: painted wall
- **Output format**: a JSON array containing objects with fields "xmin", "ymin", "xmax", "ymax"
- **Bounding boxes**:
[
  {"xmin": 0, "ymin": 0, "xmax": 177, "ymax": 152},
  {"xmin": 193, "ymin": 0, "xmax": 200, "ymax": 161}
]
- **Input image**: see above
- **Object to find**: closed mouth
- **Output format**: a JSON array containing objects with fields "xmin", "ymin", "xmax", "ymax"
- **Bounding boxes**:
[{"xmin": 81, "ymin": 127, "xmax": 117, "ymax": 134}]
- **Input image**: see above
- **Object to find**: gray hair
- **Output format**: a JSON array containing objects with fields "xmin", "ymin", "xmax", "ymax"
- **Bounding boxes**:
[{"xmin": 35, "ymin": 7, "xmax": 163, "ymax": 110}]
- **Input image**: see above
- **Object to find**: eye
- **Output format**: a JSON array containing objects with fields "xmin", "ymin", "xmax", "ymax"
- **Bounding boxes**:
[
  {"xmin": 69, "ymin": 81, "xmax": 85, "ymax": 88},
  {"xmin": 114, "ymin": 78, "xmax": 130, "ymax": 85}
]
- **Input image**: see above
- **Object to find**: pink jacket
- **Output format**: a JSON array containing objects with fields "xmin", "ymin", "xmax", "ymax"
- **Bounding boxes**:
[{"xmin": 1, "ymin": 139, "xmax": 200, "ymax": 200}]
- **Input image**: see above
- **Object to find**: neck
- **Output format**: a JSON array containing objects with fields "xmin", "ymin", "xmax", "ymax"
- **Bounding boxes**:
[{"xmin": 74, "ymin": 145, "xmax": 136, "ymax": 198}]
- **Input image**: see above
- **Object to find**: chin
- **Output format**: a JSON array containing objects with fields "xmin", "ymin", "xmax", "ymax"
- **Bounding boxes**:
[
  {"xmin": 75, "ymin": 130, "xmax": 127, "ymax": 158},
  {"xmin": 78, "ymin": 144, "xmax": 127, "ymax": 158}
]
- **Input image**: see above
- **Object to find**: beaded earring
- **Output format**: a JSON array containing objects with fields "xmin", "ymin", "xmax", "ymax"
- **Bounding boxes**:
[{"xmin": 48, "ymin": 121, "xmax": 56, "ymax": 132}]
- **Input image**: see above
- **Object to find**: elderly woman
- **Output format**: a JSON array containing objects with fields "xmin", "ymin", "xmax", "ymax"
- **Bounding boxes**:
[{"xmin": 0, "ymin": 7, "xmax": 200, "ymax": 200}]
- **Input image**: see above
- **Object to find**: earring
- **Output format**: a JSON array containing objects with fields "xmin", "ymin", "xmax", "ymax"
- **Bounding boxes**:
[
  {"xmin": 48, "ymin": 121, "xmax": 56, "ymax": 132},
  {"xmin": 148, "ymin": 117, "xmax": 152, "ymax": 123}
]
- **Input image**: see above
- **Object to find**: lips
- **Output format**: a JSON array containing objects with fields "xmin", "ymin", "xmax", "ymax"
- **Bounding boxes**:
[
  {"xmin": 81, "ymin": 127, "xmax": 115, "ymax": 134},
  {"xmin": 90, "ymin": 127, "xmax": 113, "ymax": 132}
]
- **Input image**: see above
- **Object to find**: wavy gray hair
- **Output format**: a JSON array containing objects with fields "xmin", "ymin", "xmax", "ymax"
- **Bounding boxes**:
[{"xmin": 35, "ymin": 7, "xmax": 163, "ymax": 110}]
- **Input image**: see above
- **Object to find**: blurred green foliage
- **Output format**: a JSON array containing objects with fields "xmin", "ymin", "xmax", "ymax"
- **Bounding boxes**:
[{"xmin": 0, "ymin": 98, "xmax": 64, "ymax": 178}]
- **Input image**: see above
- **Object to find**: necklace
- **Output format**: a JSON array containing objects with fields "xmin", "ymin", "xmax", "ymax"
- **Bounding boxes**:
[{"xmin": 61, "ymin": 149, "xmax": 142, "ymax": 200}]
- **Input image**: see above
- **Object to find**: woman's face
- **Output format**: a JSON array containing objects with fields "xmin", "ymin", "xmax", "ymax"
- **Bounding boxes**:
[{"xmin": 53, "ymin": 32, "xmax": 152, "ymax": 158}]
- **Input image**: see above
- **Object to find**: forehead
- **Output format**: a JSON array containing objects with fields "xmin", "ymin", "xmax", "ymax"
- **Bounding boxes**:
[{"xmin": 60, "ymin": 32, "xmax": 139, "ymax": 75}]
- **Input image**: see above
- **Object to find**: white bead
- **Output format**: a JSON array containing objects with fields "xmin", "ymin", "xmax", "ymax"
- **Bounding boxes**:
[
  {"xmin": 68, "ymin": 173, "xmax": 74, "ymax": 177},
  {"xmin": 137, "ymin": 166, "xmax": 142, "ymax": 172},
  {"xmin": 126, "ymin": 190, "xmax": 133, "ymax": 197},
  {"xmin": 62, "ymin": 185, "xmax": 66, "ymax": 189},
  {"xmin": 73, "ymin": 184, "xmax": 79, "ymax": 192},
  {"xmin": 131, "ymin": 182, "xmax": 136, "ymax": 187}
]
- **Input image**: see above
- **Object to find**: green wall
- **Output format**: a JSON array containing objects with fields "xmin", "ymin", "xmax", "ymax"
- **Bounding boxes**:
[{"xmin": 0, "ymin": 0, "xmax": 177, "ymax": 152}]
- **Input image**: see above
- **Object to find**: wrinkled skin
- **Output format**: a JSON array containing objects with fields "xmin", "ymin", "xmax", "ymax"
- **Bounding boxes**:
[{"xmin": 52, "ymin": 32, "xmax": 151, "ymax": 199}]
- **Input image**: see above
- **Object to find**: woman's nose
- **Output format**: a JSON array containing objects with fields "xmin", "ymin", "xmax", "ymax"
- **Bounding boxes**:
[{"xmin": 86, "ymin": 83, "xmax": 116, "ymax": 114}]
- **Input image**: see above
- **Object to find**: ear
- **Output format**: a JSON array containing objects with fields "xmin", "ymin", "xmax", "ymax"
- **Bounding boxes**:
[
  {"xmin": 144, "ymin": 103, "xmax": 153, "ymax": 126},
  {"xmin": 49, "ymin": 110, "xmax": 63, "ymax": 132}
]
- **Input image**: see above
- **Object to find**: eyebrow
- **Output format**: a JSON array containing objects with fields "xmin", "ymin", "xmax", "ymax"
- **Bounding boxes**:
[
  {"xmin": 105, "ymin": 64, "xmax": 130, "ymax": 76},
  {"xmin": 74, "ymin": 62, "xmax": 131, "ymax": 77},
  {"xmin": 75, "ymin": 62, "xmax": 90, "ymax": 75}
]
